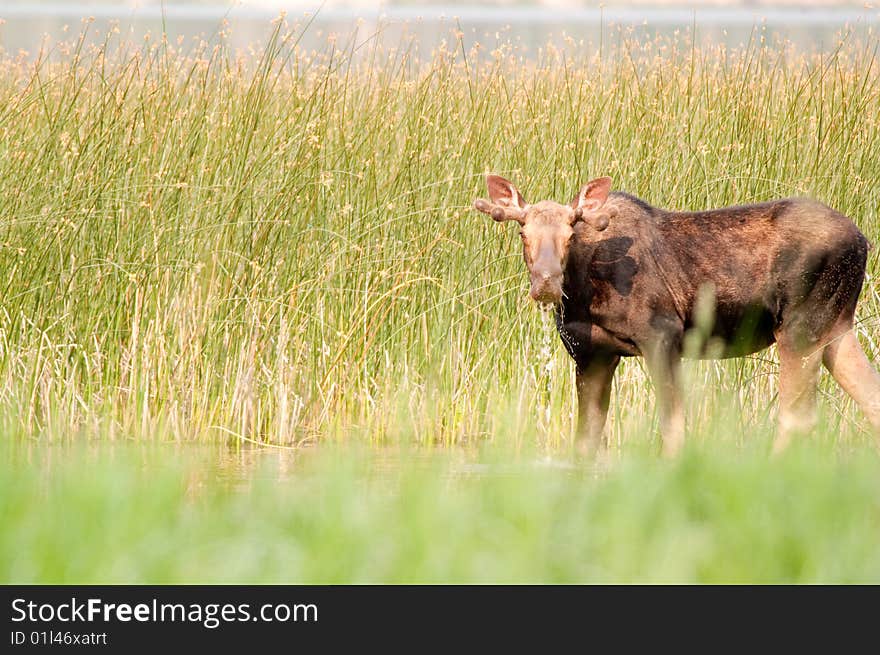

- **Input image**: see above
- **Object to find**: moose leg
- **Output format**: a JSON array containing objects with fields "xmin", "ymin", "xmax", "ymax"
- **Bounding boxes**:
[
  {"xmin": 575, "ymin": 354, "xmax": 620, "ymax": 456},
  {"xmin": 773, "ymin": 343, "xmax": 822, "ymax": 453},
  {"xmin": 645, "ymin": 342, "xmax": 685, "ymax": 457},
  {"xmin": 822, "ymin": 330, "xmax": 880, "ymax": 438}
]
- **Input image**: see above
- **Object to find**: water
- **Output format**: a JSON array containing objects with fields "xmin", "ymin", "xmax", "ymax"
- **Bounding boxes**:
[
  {"xmin": 535, "ymin": 304, "xmax": 557, "ymax": 449},
  {"xmin": 534, "ymin": 305, "xmax": 591, "ymax": 472},
  {"xmin": 2, "ymin": 3, "xmax": 879, "ymax": 59}
]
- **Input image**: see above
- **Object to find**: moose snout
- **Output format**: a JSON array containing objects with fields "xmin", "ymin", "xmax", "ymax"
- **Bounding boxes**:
[{"xmin": 529, "ymin": 271, "xmax": 563, "ymax": 305}]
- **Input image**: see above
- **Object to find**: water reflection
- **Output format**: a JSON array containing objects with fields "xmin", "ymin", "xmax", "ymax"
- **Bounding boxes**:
[{"xmin": 2, "ymin": 437, "xmax": 605, "ymax": 502}]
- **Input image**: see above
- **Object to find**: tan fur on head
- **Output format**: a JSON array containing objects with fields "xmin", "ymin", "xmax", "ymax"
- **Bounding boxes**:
[{"xmin": 473, "ymin": 174, "xmax": 615, "ymax": 304}]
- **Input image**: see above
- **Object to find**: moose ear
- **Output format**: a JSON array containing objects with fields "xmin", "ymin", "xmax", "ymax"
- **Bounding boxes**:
[
  {"xmin": 571, "ymin": 176, "xmax": 612, "ymax": 212},
  {"xmin": 486, "ymin": 174, "xmax": 527, "ymax": 209}
]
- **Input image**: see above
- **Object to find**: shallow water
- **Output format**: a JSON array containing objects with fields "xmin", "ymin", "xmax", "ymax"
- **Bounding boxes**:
[
  {"xmin": 2, "ymin": 3, "xmax": 879, "ymax": 59},
  {"xmin": 1, "ymin": 437, "xmax": 595, "ymax": 499}
]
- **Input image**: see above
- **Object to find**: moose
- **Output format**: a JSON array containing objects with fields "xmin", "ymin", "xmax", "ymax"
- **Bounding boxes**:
[{"xmin": 474, "ymin": 174, "xmax": 880, "ymax": 456}]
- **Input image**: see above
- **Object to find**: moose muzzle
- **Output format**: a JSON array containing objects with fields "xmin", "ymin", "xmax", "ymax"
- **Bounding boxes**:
[{"xmin": 529, "ymin": 269, "xmax": 563, "ymax": 305}]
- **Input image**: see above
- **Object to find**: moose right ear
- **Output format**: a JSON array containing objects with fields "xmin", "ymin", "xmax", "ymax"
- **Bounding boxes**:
[
  {"xmin": 473, "ymin": 174, "xmax": 527, "ymax": 223},
  {"xmin": 486, "ymin": 174, "xmax": 527, "ymax": 209}
]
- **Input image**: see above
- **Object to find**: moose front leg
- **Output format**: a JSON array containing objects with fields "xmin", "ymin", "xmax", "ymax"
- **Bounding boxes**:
[
  {"xmin": 644, "ymin": 338, "xmax": 685, "ymax": 457},
  {"xmin": 575, "ymin": 354, "xmax": 620, "ymax": 456}
]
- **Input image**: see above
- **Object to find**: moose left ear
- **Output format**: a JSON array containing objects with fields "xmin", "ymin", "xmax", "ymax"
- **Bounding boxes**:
[{"xmin": 571, "ymin": 176, "xmax": 612, "ymax": 213}]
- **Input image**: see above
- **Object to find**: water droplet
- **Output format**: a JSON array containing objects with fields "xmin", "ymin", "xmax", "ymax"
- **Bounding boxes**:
[{"xmin": 536, "ymin": 304, "xmax": 556, "ymax": 449}]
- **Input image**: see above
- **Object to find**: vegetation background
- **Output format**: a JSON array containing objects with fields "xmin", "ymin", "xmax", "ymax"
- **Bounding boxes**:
[{"xmin": 1, "ymin": 5, "xmax": 880, "ymax": 582}]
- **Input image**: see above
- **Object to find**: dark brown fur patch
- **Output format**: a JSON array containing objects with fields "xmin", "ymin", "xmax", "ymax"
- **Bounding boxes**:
[{"xmin": 557, "ymin": 194, "xmax": 869, "ymax": 361}]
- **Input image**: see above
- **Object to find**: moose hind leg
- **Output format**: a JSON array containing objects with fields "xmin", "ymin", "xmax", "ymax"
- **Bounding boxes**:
[
  {"xmin": 823, "ymin": 330, "xmax": 880, "ymax": 439},
  {"xmin": 773, "ymin": 343, "xmax": 822, "ymax": 453}
]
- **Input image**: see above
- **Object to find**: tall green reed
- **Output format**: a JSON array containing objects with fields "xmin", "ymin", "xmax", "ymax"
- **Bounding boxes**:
[{"xmin": 1, "ymin": 21, "xmax": 879, "ymax": 449}]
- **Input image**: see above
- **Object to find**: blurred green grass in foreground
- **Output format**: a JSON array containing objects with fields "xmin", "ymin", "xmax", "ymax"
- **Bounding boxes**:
[{"xmin": 3, "ymin": 436, "xmax": 879, "ymax": 584}]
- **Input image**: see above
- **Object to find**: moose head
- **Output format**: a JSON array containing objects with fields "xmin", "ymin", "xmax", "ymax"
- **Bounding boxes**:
[{"xmin": 473, "ymin": 174, "xmax": 614, "ymax": 305}]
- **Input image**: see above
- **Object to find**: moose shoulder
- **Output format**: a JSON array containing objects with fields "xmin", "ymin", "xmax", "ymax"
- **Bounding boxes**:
[{"xmin": 474, "ymin": 174, "xmax": 880, "ymax": 456}]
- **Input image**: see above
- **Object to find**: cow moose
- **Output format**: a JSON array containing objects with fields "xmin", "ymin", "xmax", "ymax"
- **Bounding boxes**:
[{"xmin": 473, "ymin": 174, "xmax": 880, "ymax": 456}]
